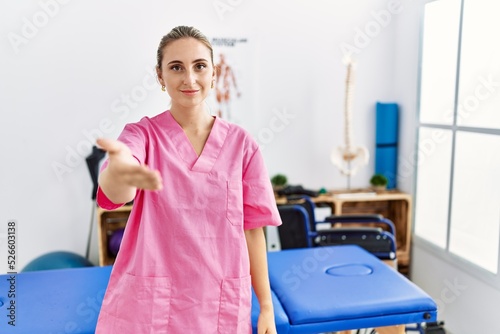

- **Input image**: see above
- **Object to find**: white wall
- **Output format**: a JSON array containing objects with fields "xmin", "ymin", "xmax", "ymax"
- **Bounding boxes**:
[
  {"xmin": 251, "ymin": 0, "xmax": 400, "ymax": 190},
  {"xmin": 1, "ymin": 0, "xmax": 398, "ymax": 269}
]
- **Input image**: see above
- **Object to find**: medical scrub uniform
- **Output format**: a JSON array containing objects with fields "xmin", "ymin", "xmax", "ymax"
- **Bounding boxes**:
[{"xmin": 95, "ymin": 111, "xmax": 282, "ymax": 333}]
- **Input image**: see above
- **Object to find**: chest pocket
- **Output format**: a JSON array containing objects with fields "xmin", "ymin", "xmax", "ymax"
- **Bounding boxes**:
[
  {"xmin": 173, "ymin": 178, "xmax": 243, "ymax": 237},
  {"xmin": 227, "ymin": 180, "xmax": 243, "ymax": 226}
]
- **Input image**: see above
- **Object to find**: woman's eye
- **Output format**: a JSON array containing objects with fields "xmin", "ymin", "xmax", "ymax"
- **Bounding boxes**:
[
  {"xmin": 196, "ymin": 63, "xmax": 207, "ymax": 70},
  {"xmin": 170, "ymin": 65, "xmax": 182, "ymax": 71}
]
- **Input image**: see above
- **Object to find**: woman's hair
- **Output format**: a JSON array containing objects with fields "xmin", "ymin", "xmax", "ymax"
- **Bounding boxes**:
[{"xmin": 156, "ymin": 26, "xmax": 214, "ymax": 69}]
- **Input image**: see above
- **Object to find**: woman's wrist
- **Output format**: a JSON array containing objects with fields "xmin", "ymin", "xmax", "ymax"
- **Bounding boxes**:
[{"xmin": 259, "ymin": 301, "xmax": 274, "ymax": 313}]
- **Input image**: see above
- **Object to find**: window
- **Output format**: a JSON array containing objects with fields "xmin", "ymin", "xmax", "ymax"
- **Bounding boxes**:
[{"xmin": 415, "ymin": 0, "xmax": 500, "ymax": 276}]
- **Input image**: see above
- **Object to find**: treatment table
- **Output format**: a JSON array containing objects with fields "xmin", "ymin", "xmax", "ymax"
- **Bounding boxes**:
[
  {"xmin": 0, "ymin": 245, "xmax": 437, "ymax": 333},
  {"xmin": 265, "ymin": 245, "xmax": 436, "ymax": 333}
]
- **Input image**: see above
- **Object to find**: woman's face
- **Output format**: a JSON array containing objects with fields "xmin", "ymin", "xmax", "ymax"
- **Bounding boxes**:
[{"xmin": 158, "ymin": 38, "xmax": 215, "ymax": 110}]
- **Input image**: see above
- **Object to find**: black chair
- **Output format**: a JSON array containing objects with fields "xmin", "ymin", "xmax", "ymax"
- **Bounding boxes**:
[
  {"xmin": 276, "ymin": 195, "xmax": 397, "ymax": 262},
  {"xmin": 276, "ymin": 204, "xmax": 314, "ymax": 249},
  {"xmin": 319, "ymin": 214, "xmax": 397, "ymax": 261}
]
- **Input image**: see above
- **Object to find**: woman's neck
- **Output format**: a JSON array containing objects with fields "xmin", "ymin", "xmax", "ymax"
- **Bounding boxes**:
[{"xmin": 169, "ymin": 104, "xmax": 213, "ymax": 131}]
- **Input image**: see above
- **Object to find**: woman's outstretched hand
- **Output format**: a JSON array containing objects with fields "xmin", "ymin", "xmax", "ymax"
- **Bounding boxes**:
[{"xmin": 97, "ymin": 138, "xmax": 162, "ymax": 203}]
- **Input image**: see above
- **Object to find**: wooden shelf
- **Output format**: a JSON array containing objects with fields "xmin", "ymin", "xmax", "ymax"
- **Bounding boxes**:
[{"xmin": 96, "ymin": 205, "xmax": 133, "ymax": 266}]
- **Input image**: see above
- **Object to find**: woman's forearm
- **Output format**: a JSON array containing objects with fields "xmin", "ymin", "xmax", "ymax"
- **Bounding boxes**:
[{"xmin": 245, "ymin": 227, "xmax": 274, "ymax": 311}]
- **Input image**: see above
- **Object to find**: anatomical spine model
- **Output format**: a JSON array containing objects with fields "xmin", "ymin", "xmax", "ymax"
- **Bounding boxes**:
[{"xmin": 330, "ymin": 57, "xmax": 369, "ymax": 188}]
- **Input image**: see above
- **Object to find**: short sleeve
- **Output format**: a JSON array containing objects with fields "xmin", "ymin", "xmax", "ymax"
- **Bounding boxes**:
[
  {"xmin": 115, "ymin": 123, "xmax": 148, "ymax": 164},
  {"xmin": 242, "ymin": 147, "xmax": 282, "ymax": 230},
  {"xmin": 96, "ymin": 122, "xmax": 147, "ymax": 210}
]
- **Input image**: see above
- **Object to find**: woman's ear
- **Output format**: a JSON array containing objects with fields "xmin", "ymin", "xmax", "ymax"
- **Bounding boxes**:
[{"xmin": 156, "ymin": 66, "xmax": 164, "ymax": 86}]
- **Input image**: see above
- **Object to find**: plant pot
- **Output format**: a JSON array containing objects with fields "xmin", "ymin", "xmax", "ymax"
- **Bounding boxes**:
[{"xmin": 372, "ymin": 185, "xmax": 387, "ymax": 192}]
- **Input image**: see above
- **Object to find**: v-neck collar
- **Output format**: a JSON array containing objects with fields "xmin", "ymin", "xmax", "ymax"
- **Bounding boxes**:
[{"xmin": 163, "ymin": 111, "xmax": 229, "ymax": 173}]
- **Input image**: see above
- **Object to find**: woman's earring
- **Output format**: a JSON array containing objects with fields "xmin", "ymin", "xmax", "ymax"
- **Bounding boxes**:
[
  {"xmin": 161, "ymin": 85, "xmax": 166, "ymax": 92},
  {"xmin": 211, "ymin": 80, "xmax": 214, "ymax": 89}
]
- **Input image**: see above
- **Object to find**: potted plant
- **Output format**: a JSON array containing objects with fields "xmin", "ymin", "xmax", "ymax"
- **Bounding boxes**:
[
  {"xmin": 370, "ymin": 174, "xmax": 388, "ymax": 192},
  {"xmin": 271, "ymin": 174, "xmax": 288, "ymax": 192}
]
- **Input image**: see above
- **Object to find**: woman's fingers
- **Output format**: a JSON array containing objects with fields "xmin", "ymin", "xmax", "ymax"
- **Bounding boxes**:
[
  {"xmin": 96, "ymin": 138, "xmax": 118, "ymax": 153},
  {"xmin": 96, "ymin": 138, "xmax": 130, "ymax": 155},
  {"xmin": 97, "ymin": 138, "xmax": 162, "ymax": 191}
]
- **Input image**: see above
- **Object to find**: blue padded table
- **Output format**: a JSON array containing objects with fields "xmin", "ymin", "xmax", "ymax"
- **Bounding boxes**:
[
  {"xmin": 0, "ymin": 245, "xmax": 436, "ymax": 334},
  {"xmin": 267, "ymin": 245, "xmax": 437, "ymax": 333},
  {"xmin": 0, "ymin": 265, "xmax": 289, "ymax": 333},
  {"xmin": 0, "ymin": 266, "xmax": 112, "ymax": 333}
]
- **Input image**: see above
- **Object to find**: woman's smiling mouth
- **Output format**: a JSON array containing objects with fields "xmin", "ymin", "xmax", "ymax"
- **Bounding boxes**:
[{"xmin": 180, "ymin": 89, "xmax": 199, "ymax": 96}]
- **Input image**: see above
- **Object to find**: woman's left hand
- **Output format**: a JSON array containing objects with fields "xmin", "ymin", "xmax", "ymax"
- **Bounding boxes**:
[{"xmin": 257, "ymin": 309, "xmax": 277, "ymax": 334}]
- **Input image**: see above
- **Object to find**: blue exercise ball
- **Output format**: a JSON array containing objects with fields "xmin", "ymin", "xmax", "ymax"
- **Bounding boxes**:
[{"xmin": 22, "ymin": 251, "xmax": 94, "ymax": 272}]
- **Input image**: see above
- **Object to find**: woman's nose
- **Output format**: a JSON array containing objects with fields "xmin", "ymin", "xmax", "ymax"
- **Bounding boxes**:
[{"xmin": 183, "ymin": 70, "xmax": 196, "ymax": 85}]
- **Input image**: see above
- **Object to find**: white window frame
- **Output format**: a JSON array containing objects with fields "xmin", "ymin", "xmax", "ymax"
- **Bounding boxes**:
[{"xmin": 413, "ymin": 0, "xmax": 500, "ymax": 289}]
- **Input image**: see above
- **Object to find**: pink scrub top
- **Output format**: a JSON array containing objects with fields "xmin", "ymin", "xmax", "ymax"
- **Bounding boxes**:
[{"xmin": 95, "ymin": 111, "xmax": 282, "ymax": 334}]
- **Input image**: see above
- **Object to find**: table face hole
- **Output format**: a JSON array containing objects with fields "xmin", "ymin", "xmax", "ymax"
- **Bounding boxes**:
[{"xmin": 325, "ymin": 264, "xmax": 373, "ymax": 276}]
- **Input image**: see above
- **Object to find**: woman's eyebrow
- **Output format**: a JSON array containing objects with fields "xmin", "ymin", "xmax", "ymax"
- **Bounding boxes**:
[
  {"xmin": 167, "ymin": 58, "xmax": 208, "ymax": 65},
  {"xmin": 167, "ymin": 60, "xmax": 183, "ymax": 65}
]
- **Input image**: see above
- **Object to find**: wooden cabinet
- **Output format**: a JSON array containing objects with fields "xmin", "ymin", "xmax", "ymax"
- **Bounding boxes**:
[
  {"xmin": 96, "ymin": 205, "xmax": 132, "ymax": 266},
  {"xmin": 314, "ymin": 190, "xmax": 412, "ymax": 274}
]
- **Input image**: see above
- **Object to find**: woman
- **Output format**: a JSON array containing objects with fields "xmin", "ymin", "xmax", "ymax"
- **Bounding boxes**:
[{"xmin": 95, "ymin": 26, "xmax": 281, "ymax": 334}]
